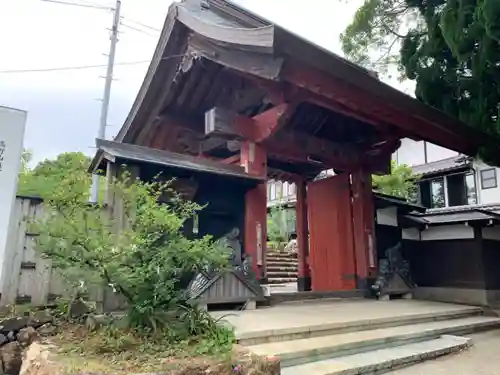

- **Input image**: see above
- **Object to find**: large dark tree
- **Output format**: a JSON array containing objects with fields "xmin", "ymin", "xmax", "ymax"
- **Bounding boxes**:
[{"xmin": 341, "ymin": 0, "xmax": 500, "ymax": 162}]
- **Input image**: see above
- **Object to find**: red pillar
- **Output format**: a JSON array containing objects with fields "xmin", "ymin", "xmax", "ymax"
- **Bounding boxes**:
[
  {"xmin": 296, "ymin": 179, "xmax": 311, "ymax": 291},
  {"xmin": 351, "ymin": 169, "xmax": 377, "ymax": 291},
  {"xmin": 240, "ymin": 141, "xmax": 268, "ymax": 282}
]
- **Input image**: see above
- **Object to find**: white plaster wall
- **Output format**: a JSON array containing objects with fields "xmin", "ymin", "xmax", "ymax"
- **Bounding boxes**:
[
  {"xmin": 404, "ymin": 225, "xmax": 474, "ymax": 241},
  {"xmin": 482, "ymin": 226, "xmax": 500, "ymax": 241},
  {"xmin": 376, "ymin": 207, "xmax": 398, "ymax": 227},
  {"xmin": 0, "ymin": 106, "xmax": 27, "ymax": 290},
  {"xmin": 421, "ymin": 225, "xmax": 474, "ymax": 241},
  {"xmin": 393, "ymin": 138, "xmax": 459, "ymax": 166},
  {"xmin": 402, "ymin": 227, "xmax": 420, "ymax": 240},
  {"xmin": 474, "ymin": 161, "xmax": 500, "ymax": 205}
]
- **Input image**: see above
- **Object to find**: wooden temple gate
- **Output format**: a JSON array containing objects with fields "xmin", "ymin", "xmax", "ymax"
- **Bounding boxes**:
[{"xmin": 92, "ymin": 0, "xmax": 497, "ymax": 295}]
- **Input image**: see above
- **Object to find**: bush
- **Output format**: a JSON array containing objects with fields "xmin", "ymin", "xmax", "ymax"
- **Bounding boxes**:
[{"xmin": 33, "ymin": 168, "xmax": 231, "ymax": 343}]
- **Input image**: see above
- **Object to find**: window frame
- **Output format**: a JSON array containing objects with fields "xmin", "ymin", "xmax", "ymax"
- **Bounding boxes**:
[{"xmin": 480, "ymin": 168, "xmax": 497, "ymax": 190}]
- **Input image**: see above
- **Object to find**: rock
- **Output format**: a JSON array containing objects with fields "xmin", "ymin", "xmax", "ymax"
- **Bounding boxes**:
[
  {"xmin": 19, "ymin": 342, "xmax": 58, "ymax": 375},
  {"xmin": 68, "ymin": 300, "xmax": 89, "ymax": 318},
  {"xmin": 27, "ymin": 312, "xmax": 53, "ymax": 330},
  {"xmin": 17, "ymin": 327, "xmax": 39, "ymax": 348},
  {"xmin": 0, "ymin": 334, "xmax": 7, "ymax": 346},
  {"xmin": 0, "ymin": 317, "xmax": 29, "ymax": 336},
  {"xmin": 7, "ymin": 332, "xmax": 15, "ymax": 342},
  {"xmin": 1, "ymin": 341, "xmax": 23, "ymax": 375},
  {"xmin": 36, "ymin": 324, "xmax": 56, "ymax": 338}
]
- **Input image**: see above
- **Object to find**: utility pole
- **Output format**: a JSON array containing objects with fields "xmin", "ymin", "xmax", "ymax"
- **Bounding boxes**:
[{"xmin": 90, "ymin": 0, "xmax": 122, "ymax": 203}]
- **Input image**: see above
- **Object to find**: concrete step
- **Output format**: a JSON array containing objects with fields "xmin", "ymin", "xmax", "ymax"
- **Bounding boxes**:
[
  {"xmin": 247, "ymin": 315, "xmax": 500, "ymax": 368},
  {"xmin": 268, "ymin": 277, "xmax": 297, "ymax": 285},
  {"xmin": 267, "ymin": 265, "xmax": 298, "ymax": 272},
  {"xmin": 237, "ymin": 305, "xmax": 483, "ymax": 345},
  {"xmin": 266, "ymin": 253, "xmax": 297, "ymax": 260},
  {"xmin": 267, "ymin": 271, "xmax": 298, "ymax": 278},
  {"xmin": 266, "ymin": 262, "xmax": 298, "ymax": 270},
  {"xmin": 280, "ymin": 335, "xmax": 472, "ymax": 375}
]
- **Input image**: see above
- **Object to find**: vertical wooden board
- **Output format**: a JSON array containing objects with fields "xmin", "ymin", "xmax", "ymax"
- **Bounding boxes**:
[{"xmin": 7, "ymin": 199, "xmax": 31, "ymax": 304}]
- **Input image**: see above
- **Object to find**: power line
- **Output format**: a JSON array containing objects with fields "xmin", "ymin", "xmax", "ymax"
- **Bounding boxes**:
[
  {"xmin": 120, "ymin": 16, "xmax": 161, "ymax": 32},
  {"xmin": 0, "ymin": 54, "xmax": 187, "ymax": 74},
  {"xmin": 0, "ymin": 60, "xmax": 148, "ymax": 74},
  {"xmin": 40, "ymin": 0, "xmax": 112, "ymax": 10},
  {"xmin": 120, "ymin": 22, "xmax": 159, "ymax": 37}
]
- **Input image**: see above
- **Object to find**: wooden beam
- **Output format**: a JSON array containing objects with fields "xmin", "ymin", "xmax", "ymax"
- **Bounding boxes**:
[
  {"xmin": 282, "ymin": 61, "xmax": 474, "ymax": 153},
  {"xmin": 265, "ymin": 130, "xmax": 364, "ymax": 170},
  {"xmin": 204, "ymin": 103, "xmax": 294, "ymax": 142}
]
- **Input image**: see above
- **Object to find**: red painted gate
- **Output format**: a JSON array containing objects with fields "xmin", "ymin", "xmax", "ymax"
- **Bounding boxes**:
[{"xmin": 307, "ymin": 174, "xmax": 356, "ymax": 291}]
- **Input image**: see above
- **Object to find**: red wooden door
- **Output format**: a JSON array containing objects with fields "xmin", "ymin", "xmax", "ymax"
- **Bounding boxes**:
[{"xmin": 307, "ymin": 174, "xmax": 356, "ymax": 292}]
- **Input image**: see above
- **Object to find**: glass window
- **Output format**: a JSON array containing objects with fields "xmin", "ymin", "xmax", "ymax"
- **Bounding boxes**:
[
  {"xmin": 480, "ymin": 168, "xmax": 497, "ymax": 190},
  {"xmin": 465, "ymin": 173, "xmax": 477, "ymax": 204},
  {"xmin": 431, "ymin": 178, "xmax": 445, "ymax": 208}
]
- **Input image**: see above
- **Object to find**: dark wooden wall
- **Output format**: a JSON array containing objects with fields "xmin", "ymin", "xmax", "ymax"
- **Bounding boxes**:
[
  {"xmin": 482, "ymin": 240, "xmax": 500, "ymax": 291},
  {"xmin": 375, "ymin": 224, "xmax": 401, "ymax": 260},
  {"xmin": 404, "ymin": 236, "xmax": 486, "ymax": 289},
  {"xmin": 138, "ymin": 162, "xmax": 248, "ymax": 252}
]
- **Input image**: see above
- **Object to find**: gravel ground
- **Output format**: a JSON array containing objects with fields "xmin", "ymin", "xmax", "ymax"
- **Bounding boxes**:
[{"xmin": 387, "ymin": 330, "xmax": 500, "ymax": 375}]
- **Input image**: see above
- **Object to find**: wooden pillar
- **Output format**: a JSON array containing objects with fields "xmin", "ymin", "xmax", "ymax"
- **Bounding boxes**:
[
  {"xmin": 351, "ymin": 169, "xmax": 377, "ymax": 291},
  {"xmin": 296, "ymin": 179, "xmax": 311, "ymax": 291},
  {"xmin": 240, "ymin": 141, "xmax": 268, "ymax": 282}
]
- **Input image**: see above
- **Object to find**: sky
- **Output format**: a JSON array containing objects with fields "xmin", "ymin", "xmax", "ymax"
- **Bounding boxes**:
[{"xmin": 0, "ymin": 0, "xmax": 417, "ymax": 164}]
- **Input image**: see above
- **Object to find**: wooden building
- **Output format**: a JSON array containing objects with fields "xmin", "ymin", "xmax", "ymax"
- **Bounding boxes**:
[{"xmin": 92, "ymin": 0, "xmax": 499, "ymax": 298}]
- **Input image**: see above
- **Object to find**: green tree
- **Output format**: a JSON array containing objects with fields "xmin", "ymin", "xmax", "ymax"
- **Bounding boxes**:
[
  {"xmin": 342, "ymin": 0, "xmax": 500, "ymax": 162},
  {"xmin": 267, "ymin": 205, "xmax": 295, "ymax": 247},
  {"xmin": 33, "ymin": 168, "xmax": 230, "ymax": 337},
  {"xmin": 17, "ymin": 152, "xmax": 105, "ymax": 200},
  {"xmin": 372, "ymin": 160, "xmax": 419, "ymax": 200}
]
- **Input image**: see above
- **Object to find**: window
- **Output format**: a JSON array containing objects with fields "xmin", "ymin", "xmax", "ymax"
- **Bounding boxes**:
[
  {"xmin": 480, "ymin": 168, "xmax": 497, "ymax": 190},
  {"xmin": 419, "ymin": 178, "xmax": 445, "ymax": 208},
  {"xmin": 431, "ymin": 179, "xmax": 445, "ymax": 208},
  {"xmin": 465, "ymin": 173, "xmax": 478, "ymax": 204}
]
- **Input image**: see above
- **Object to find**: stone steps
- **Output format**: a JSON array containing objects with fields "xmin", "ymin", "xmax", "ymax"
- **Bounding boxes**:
[
  {"xmin": 243, "ymin": 307, "xmax": 500, "ymax": 375},
  {"xmin": 268, "ymin": 277, "xmax": 297, "ymax": 284},
  {"xmin": 280, "ymin": 335, "xmax": 472, "ymax": 375},
  {"xmin": 238, "ymin": 306, "xmax": 483, "ymax": 346},
  {"xmin": 266, "ymin": 250, "xmax": 298, "ymax": 286},
  {"xmin": 267, "ymin": 265, "xmax": 298, "ymax": 272}
]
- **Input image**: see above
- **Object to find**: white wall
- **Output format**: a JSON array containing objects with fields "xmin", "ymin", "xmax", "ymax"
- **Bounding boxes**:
[
  {"xmin": 0, "ymin": 106, "xmax": 27, "ymax": 291},
  {"xmin": 474, "ymin": 161, "xmax": 500, "ymax": 205},
  {"xmin": 394, "ymin": 138, "xmax": 459, "ymax": 166},
  {"xmin": 403, "ymin": 224, "xmax": 474, "ymax": 241}
]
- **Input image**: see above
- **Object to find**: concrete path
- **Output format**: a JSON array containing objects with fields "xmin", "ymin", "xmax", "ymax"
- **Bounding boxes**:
[{"xmin": 386, "ymin": 330, "xmax": 500, "ymax": 375}]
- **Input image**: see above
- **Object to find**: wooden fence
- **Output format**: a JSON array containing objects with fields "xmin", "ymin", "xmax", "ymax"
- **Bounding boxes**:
[{"xmin": 0, "ymin": 196, "xmax": 125, "ymax": 311}]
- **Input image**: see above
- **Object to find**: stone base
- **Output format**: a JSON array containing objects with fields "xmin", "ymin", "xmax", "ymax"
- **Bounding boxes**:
[
  {"xmin": 244, "ymin": 300, "xmax": 257, "ymax": 310},
  {"xmin": 297, "ymin": 276, "xmax": 311, "ymax": 292}
]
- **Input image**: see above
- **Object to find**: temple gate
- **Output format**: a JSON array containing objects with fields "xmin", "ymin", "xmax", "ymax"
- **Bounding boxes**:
[{"xmin": 92, "ymin": 0, "xmax": 499, "ymax": 296}]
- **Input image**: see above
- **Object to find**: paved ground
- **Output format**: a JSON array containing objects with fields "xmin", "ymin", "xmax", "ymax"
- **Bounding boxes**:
[{"xmin": 387, "ymin": 330, "xmax": 500, "ymax": 375}]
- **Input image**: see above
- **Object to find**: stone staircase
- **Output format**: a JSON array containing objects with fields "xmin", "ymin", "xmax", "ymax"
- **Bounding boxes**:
[
  {"xmin": 241, "ymin": 305, "xmax": 500, "ymax": 375},
  {"xmin": 266, "ymin": 249, "xmax": 298, "ymax": 285}
]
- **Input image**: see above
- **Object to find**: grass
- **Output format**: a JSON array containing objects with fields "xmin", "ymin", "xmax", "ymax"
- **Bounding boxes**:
[{"xmin": 51, "ymin": 323, "xmax": 237, "ymax": 374}]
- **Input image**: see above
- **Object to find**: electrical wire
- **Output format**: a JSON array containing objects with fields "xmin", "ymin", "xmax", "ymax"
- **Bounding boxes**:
[
  {"xmin": 0, "ymin": 54, "xmax": 187, "ymax": 74},
  {"xmin": 120, "ymin": 22, "xmax": 159, "ymax": 37},
  {"xmin": 120, "ymin": 16, "xmax": 161, "ymax": 32},
  {"xmin": 40, "ymin": 0, "xmax": 112, "ymax": 10}
]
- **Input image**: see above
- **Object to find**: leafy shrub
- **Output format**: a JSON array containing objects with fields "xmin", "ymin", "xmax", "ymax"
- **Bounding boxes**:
[{"xmin": 33, "ymin": 168, "xmax": 230, "ymax": 342}]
